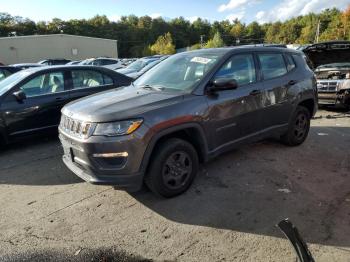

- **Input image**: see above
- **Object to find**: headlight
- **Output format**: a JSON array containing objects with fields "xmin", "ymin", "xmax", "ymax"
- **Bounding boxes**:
[{"xmin": 93, "ymin": 119, "xmax": 143, "ymax": 137}]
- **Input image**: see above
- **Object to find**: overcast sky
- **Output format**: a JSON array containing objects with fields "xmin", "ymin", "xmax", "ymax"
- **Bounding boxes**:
[{"xmin": 0, "ymin": 0, "xmax": 349, "ymax": 23}]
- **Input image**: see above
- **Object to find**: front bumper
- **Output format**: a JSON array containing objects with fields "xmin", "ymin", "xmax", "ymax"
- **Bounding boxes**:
[
  {"xmin": 59, "ymin": 127, "xmax": 149, "ymax": 192},
  {"xmin": 318, "ymin": 89, "xmax": 350, "ymax": 106}
]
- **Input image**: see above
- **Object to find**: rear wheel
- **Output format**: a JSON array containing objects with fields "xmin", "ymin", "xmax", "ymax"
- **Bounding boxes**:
[
  {"xmin": 145, "ymin": 138, "xmax": 199, "ymax": 198},
  {"xmin": 281, "ymin": 106, "xmax": 311, "ymax": 146}
]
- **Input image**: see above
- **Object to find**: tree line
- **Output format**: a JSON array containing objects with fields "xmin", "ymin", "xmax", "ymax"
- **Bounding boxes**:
[{"xmin": 0, "ymin": 6, "xmax": 349, "ymax": 58}]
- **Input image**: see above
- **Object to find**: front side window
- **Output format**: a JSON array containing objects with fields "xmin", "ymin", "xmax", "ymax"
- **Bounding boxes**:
[
  {"xmin": 214, "ymin": 54, "xmax": 256, "ymax": 86},
  {"xmin": 71, "ymin": 70, "xmax": 112, "ymax": 89},
  {"xmin": 258, "ymin": 53, "xmax": 288, "ymax": 80},
  {"xmin": 20, "ymin": 72, "xmax": 65, "ymax": 97}
]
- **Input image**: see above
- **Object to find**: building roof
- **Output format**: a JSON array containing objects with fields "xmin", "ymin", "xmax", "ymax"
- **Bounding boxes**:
[{"xmin": 0, "ymin": 34, "xmax": 118, "ymax": 42}]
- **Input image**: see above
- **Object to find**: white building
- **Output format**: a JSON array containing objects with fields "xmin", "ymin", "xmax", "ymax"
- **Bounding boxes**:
[{"xmin": 0, "ymin": 34, "xmax": 118, "ymax": 65}]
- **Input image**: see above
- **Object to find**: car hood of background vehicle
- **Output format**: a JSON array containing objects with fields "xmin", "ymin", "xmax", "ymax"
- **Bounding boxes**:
[
  {"xmin": 303, "ymin": 41, "xmax": 350, "ymax": 69},
  {"xmin": 62, "ymin": 85, "xmax": 184, "ymax": 123}
]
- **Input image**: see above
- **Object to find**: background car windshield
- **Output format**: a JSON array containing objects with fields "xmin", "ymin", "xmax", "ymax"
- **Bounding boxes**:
[
  {"xmin": 0, "ymin": 71, "xmax": 32, "ymax": 96},
  {"xmin": 127, "ymin": 59, "xmax": 149, "ymax": 71},
  {"xmin": 134, "ymin": 52, "xmax": 221, "ymax": 92}
]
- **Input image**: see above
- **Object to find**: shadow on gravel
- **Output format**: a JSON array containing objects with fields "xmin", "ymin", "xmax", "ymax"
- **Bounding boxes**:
[
  {"xmin": 133, "ymin": 126, "xmax": 350, "ymax": 248},
  {"xmin": 2, "ymin": 248, "xmax": 150, "ymax": 262},
  {"xmin": 0, "ymin": 135, "xmax": 82, "ymax": 186}
]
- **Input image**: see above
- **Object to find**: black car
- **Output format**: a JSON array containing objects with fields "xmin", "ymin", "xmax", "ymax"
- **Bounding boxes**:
[
  {"xmin": 0, "ymin": 66, "xmax": 22, "ymax": 81},
  {"xmin": 38, "ymin": 59, "xmax": 71, "ymax": 66},
  {"xmin": 59, "ymin": 47, "xmax": 317, "ymax": 197},
  {"xmin": 0, "ymin": 66, "xmax": 132, "ymax": 145}
]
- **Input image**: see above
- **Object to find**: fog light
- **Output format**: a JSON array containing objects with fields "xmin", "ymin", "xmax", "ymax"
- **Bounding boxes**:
[{"xmin": 92, "ymin": 152, "xmax": 129, "ymax": 158}]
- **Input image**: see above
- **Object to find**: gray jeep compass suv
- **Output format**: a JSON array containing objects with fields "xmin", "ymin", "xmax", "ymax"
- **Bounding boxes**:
[{"xmin": 59, "ymin": 47, "xmax": 317, "ymax": 197}]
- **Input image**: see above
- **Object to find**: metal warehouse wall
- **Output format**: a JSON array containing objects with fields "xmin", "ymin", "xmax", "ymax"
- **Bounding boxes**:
[{"xmin": 0, "ymin": 34, "xmax": 118, "ymax": 65}]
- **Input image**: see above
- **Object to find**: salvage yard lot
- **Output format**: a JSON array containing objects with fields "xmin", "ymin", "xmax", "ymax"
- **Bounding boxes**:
[{"xmin": 0, "ymin": 109, "xmax": 349, "ymax": 262}]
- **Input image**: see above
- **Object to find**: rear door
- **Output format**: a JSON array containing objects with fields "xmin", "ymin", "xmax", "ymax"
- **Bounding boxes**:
[
  {"xmin": 66, "ymin": 69, "xmax": 118, "ymax": 103},
  {"xmin": 2, "ymin": 70, "xmax": 69, "ymax": 138},
  {"xmin": 256, "ymin": 52, "xmax": 292, "ymax": 129}
]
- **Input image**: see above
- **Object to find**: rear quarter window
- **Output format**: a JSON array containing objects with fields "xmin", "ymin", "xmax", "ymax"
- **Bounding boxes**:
[
  {"xmin": 258, "ymin": 53, "xmax": 288, "ymax": 80},
  {"xmin": 298, "ymin": 54, "xmax": 313, "ymax": 71},
  {"xmin": 285, "ymin": 54, "xmax": 296, "ymax": 71}
]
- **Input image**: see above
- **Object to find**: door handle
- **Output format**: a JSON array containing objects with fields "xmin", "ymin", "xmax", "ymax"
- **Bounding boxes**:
[
  {"xmin": 55, "ymin": 97, "xmax": 64, "ymax": 102},
  {"xmin": 288, "ymin": 80, "xmax": 297, "ymax": 86},
  {"xmin": 250, "ymin": 90, "xmax": 261, "ymax": 96}
]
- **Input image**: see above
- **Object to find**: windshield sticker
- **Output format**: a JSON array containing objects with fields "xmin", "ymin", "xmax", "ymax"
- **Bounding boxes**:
[{"xmin": 191, "ymin": 57, "xmax": 212, "ymax": 64}]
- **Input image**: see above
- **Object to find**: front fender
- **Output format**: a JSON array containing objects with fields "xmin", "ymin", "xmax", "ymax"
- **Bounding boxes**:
[{"xmin": 139, "ymin": 122, "xmax": 209, "ymax": 173}]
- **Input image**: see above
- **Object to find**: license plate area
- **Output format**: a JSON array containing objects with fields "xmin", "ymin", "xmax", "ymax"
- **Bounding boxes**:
[{"xmin": 62, "ymin": 141, "xmax": 75, "ymax": 162}]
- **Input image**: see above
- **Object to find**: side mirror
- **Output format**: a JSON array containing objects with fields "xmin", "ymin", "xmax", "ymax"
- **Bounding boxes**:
[
  {"xmin": 208, "ymin": 78, "xmax": 238, "ymax": 92},
  {"xmin": 13, "ymin": 90, "xmax": 27, "ymax": 102}
]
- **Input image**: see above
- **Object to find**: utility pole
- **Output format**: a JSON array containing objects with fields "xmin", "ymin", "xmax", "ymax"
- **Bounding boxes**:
[
  {"xmin": 200, "ymin": 35, "xmax": 205, "ymax": 48},
  {"xmin": 315, "ymin": 20, "xmax": 320, "ymax": 43}
]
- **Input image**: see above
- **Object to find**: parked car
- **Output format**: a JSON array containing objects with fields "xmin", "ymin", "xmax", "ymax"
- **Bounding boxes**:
[
  {"xmin": 120, "ymin": 58, "xmax": 137, "ymax": 67},
  {"xmin": 126, "ymin": 56, "xmax": 169, "ymax": 79},
  {"xmin": 59, "ymin": 47, "xmax": 317, "ymax": 197},
  {"xmin": 116, "ymin": 56, "xmax": 162, "ymax": 76},
  {"xmin": 254, "ymin": 44, "xmax": 288, "ymax": 48},
  {"xmin": 10, "ymin": 63, "xmax": 44, "ymax": 70},
  {"xmin": 303, "ymin": 41, "xmax": 350, "ymax": 108},
  {"xmin": 38, "ymin": 59, "xmax": 71, "ymax": 66},
  {"xmin": 79, "ymin": 58, "xmax": 123, "ymax": 70},
  {"xmin": 0, "ymin": 66, "xmax": 22, "ymax": 81},
  {"xmin": 66, "ymin": 60, "xmax": 81, "ymax": 65},
  {"xmin": 0, "ymin": 66, "xmax": 132, "ymax": 145}
]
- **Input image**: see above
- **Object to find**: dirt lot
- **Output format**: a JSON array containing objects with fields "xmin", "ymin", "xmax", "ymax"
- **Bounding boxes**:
[{"xmin": 0, "ymin": 109, "xmax": 349, "ymax": 262}]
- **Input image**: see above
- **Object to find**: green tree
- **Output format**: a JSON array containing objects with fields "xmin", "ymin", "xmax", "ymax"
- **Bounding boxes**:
[
  {"xmin": 0, "ymin": 6, "xmax": 349, "ymax": 57},
  {"xmin": 205, "ymin": 31, "xmax": 224, "ymax": 48},
  {"xmin": 265, "ymin": 22, "xmax": 282, "ymax": 43},
  {"xmin": 149, "ymin": 32, "xmax": 176, "ymax": 55},
  {"xmin": 230, "ymin": 21, "xmax": 245, "ymax": 39},
  {"xmin": 245, "ymin": 22, "xmax": 264, "ymax": 43},
  {"xmin": 190, "ymin": 43, "xmax": 202, "ymax": 50}
]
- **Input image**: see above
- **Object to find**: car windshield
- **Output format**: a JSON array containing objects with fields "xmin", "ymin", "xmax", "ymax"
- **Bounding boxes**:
[
  {"xmin": 127, "ymin": 59, "xmax": 154, "ymax": 71},
  {"xmin": 317, "ymin": 63, "xmax": 350, "ymax": 69},
  {"xmin": 139, "ymin": 60, "xmax": 161, "ymax": 73},
  {"xmin": 0, "ymin": 70, "xmax": 32, "ymax": 96},
  {"xmin": 134, "ymin": 52, "xmax": 222, "ymax": 92}
]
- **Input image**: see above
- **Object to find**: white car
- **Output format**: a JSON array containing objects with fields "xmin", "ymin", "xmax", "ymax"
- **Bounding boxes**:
[{"xmin": 79, "ymin": 58, "xmax": 123, "ymax": 70}]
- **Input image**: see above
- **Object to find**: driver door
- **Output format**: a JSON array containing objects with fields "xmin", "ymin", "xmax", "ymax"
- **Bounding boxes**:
[
  {"xmin": 2, "ymin": 71, "xmax": 69, "ymax": 138},
  {"xmin": 205, "ymin": 53, "xmax": 265, "ymax": 152}
]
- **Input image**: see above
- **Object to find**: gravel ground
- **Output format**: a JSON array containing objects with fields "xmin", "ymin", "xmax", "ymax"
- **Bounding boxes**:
[{"xmin": 0, "ymin": 109, "xmax": 349, "ymax": 262}]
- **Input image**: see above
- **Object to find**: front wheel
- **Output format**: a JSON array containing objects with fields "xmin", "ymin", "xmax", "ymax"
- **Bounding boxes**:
[
  {"xmin": 281, "ymin": 106, "xmax": 311, "ymax": 146},
  {"xmin": 145, "ymin": 138, "xmax": 199, "ymax": 198}
]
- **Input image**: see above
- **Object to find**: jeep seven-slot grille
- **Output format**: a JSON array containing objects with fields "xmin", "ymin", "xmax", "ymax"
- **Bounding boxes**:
[
  {"xmin": 60, "ymin": 115, "xmax": 93, "ymax": 139},
  {"xmin": 317, "ymin": 80, "xmax": 338, "ymax": 92}
]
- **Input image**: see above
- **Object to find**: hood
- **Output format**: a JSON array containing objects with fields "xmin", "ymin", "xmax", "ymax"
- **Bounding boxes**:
[
  {"xmin": 303, "ymin": 41, "xmax": 350, "ymax": 69},
  {"xmin": 116, "ymin": 68, "xmax": 137, "ymax": 75},
  {"xmin": 62, "ymin": 85, "xmax": 184, "ymax": 123}
]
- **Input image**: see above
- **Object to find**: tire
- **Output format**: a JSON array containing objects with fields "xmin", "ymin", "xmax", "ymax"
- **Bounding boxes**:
[
  {"xmin": 281, "ymin": 106, "xmax": 311, "ymax": 146},
  {"xmin": 145, "ymin": 138, "xmax": 199, "ymax": 198}
]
